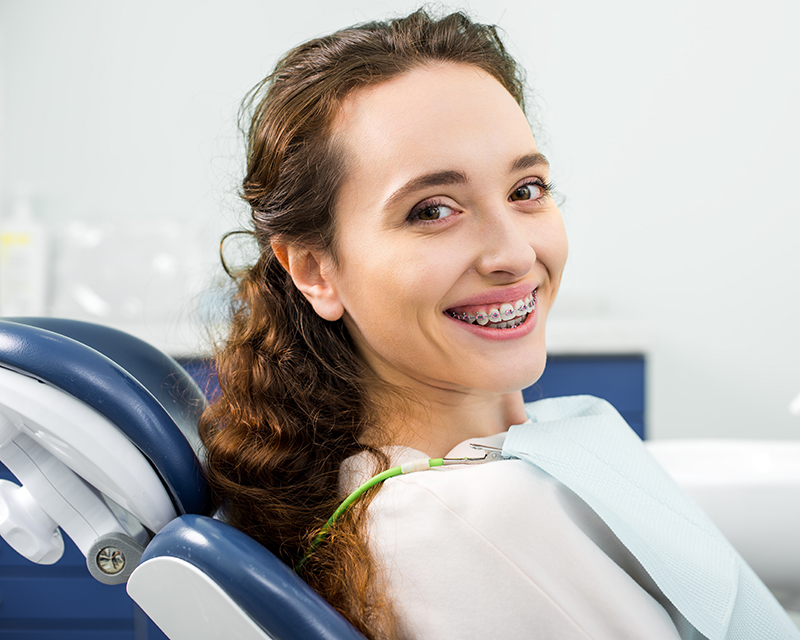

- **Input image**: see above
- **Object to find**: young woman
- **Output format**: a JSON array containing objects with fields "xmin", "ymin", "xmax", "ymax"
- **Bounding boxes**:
[{"xmin": 199, "ymin": 9, "xmax": 798, "ymax": 640}]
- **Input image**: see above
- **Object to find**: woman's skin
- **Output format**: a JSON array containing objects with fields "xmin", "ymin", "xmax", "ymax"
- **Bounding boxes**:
[{"xmin": 275, "ymin": 63, "xmax": 568, "ymax": 457}]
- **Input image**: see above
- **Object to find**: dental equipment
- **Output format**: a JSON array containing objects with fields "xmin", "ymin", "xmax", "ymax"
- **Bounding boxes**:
[{"xmin": 298, "ymin": 443, "xmax": 516, "ymax": 570}]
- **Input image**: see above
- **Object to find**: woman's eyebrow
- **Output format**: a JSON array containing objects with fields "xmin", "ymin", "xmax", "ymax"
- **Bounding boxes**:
[
  {"xmin": 510, "ymin": 152, "xmax": 550, "ymax": 173},
  {"xmin": 384, "ymin": 153, "xmax": 549, "ymax": 209},
  {"xmin": 385, "ymin": 170, "xmax": 468, "ymax": 208}
]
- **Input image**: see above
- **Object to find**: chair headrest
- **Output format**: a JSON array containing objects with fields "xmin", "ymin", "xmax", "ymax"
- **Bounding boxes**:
[{"xmin": 0, "ymin": 318, "xmax": 210, "ymax": 517}]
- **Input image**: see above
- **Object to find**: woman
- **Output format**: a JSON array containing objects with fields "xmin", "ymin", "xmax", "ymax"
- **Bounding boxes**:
[{"xmin": 200, "ymin": 9, "xmax": 797, "ymax": 640}]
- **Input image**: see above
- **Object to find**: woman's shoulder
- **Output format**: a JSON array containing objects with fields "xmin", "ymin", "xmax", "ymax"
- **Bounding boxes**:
[{"xmin": 366, "ymin": 440, "xmax": 683, "ymax": 639}]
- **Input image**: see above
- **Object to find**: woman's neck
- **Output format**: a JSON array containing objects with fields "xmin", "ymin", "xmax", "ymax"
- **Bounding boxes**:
[{"xmin": 370, "ymin": 388, "xmax": 528, "ymax": 458}]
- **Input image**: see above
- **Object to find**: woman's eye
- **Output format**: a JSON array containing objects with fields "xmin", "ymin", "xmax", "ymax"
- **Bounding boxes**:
[
  {"xmin": 413, "ymin": 204, "xmax": 455, "ymax": 222},
  {"xmin": 509, "ymin": 183, "xmax": 544, "ymax": 202}
]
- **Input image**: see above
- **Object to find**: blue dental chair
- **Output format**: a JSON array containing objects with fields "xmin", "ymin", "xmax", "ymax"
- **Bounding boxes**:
[
  {"xmin": 0, "ymin": 317, "xmax": 365, "ymax": 640},
  {"xmin": 4, "ymin": 318, "xmax": 800, "ymax": 638}
]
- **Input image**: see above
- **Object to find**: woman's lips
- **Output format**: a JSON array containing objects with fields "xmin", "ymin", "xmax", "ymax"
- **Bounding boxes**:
[{"xmin": 446, "ymin": 282, "xmax": 538, "ymax": 310}]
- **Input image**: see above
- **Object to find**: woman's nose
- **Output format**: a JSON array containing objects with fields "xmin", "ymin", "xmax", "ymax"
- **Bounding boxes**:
[{"xmin": 473, "ymin": 210, "xmax": 536, "ymax": 279}]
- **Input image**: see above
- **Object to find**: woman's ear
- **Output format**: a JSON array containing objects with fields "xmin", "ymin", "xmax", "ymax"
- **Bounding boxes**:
[{"xmin": 271, "ymin": 238, "xmax": 344, "ymax": 321}]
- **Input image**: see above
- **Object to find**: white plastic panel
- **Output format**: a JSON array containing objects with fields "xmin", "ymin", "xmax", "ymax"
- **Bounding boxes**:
[
  {"xmin": 0, "ymin": 479, "xmax": 64, "ymax": 563},
  {"xmin": 0, "ymin": 423, "xmax": 127, "ymax": 558},
  {"xmin": 128, "ymin": 556, "xmax": 273, "ymax": 640},
  {"xmin": 0, "ymin": 367, "xmax": 176, "ymax": 532}
]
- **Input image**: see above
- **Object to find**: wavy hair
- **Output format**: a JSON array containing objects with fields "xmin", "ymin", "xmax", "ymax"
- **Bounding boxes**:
[{"xmin": 199, "ymin": 9, "xmax": 526, "ymax": 638}]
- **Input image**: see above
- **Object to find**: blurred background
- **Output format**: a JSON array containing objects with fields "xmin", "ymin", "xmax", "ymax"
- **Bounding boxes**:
[{"xmin": 1, "ymin": 0, "xmax": 798, "ymax": 441}]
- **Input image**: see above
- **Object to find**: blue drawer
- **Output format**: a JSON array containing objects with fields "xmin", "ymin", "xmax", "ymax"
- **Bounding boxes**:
[
  {"xmin": 0, "ymin": 535, "xmax": 167, "ymax": 639},
  {"xmin": 0, "ymin": 629, "xmax": 136, "ymax": 640},
  {"xmin": 0, "ymin": 576, "xmax": 133, "ymax": 619}
]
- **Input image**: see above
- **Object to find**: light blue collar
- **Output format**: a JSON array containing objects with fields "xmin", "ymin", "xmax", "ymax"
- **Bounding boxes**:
[{"xmin": 503, "ymin": 395, "xmax": 798, "ymax": 640}]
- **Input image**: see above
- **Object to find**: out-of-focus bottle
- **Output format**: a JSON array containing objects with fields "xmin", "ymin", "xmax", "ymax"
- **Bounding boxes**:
[{"xmin": 0, "ymin": 191, "xmax": 48, "ymax": 316}]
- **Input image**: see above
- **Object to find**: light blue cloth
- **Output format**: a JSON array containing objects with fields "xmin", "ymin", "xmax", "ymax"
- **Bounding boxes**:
[{"xmin": 503, "ymin": 395, "xmax": 800, "ymax": 640}]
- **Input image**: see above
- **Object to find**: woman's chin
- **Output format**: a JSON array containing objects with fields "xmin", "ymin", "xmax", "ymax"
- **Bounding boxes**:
[{"xmin": 460, "ymin": 356, "xmax": 547, "ymax": 396}]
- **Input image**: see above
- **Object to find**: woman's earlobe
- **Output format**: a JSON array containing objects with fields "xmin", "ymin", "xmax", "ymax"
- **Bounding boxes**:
[{"xmin": 270, "ymin": 239, "xmax": 344, "ymax": 321}]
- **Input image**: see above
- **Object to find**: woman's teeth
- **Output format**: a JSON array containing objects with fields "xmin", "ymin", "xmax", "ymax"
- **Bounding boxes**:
[{"xmin": 448, "ymin": 290, "xmax": 537, "ymax": 329}]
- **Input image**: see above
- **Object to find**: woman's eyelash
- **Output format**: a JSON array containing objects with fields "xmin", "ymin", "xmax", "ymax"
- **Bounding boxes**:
[
  {"xmin": 406, "ymin": 200, "xmax": 455, "ymax": 225},
  {"xmin": 511, "ymin": 179, "xmax": 555, "ymax": 201}
]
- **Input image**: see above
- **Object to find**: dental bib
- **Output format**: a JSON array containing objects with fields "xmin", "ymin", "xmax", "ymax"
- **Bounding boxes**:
[{"xmin": 504, "ymin": 396, "xmax": 800, "ymax": 640}]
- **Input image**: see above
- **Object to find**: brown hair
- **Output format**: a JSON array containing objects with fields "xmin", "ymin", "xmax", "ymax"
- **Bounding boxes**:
[{"xmin": 199, "ymin": 9, "xmax": 526, "ymax": 638}]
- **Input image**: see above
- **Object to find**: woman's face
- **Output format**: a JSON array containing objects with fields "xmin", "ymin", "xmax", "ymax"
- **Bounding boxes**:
[{"xmin": 315, "ymin": 63, "xmax": 567, "ymax": 398}]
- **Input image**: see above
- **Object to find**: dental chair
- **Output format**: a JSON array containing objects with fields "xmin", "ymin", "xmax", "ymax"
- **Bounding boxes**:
[
  {"xmin": 2, "ymin": 318, "xmax": 799, "ymax": 638},
  {"xmin": 0, "ymin": 317, "xmax": 365, "ymax": 640}
]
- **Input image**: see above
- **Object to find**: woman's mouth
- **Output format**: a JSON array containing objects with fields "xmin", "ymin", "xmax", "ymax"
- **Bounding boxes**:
[{"xmin": 446, "ymin": 289, "xmax": 537, "ymax": 329}]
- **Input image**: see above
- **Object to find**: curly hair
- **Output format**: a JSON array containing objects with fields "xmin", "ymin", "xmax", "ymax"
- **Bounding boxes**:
[{"xmin": 199, "ymin": 9, "xmax": 527, "ymax": 638}]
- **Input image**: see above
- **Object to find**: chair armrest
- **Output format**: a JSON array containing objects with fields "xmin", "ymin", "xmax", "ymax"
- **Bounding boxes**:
[{"xmin": 129, "ymin": 515, "xmax": 366, "ymax": 640}]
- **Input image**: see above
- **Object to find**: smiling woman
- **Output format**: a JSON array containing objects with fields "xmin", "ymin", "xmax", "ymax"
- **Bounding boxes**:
[
  {"xmin": 282, "ymin": 63, "xmax": 567, "ymax": 456},
  {"xmin": 198, "ymin": 8, "xmax": 798, "ymax": 640}
]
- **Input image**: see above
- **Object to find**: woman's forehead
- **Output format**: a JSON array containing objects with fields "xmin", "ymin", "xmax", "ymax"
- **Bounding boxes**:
[
  {"xmin": 332, "ymin": 63, "xmax": 539, "ymax": 201},
  {"xmin": 335, "ymin": 62, "xmax": 528, "ymax": 141}
]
